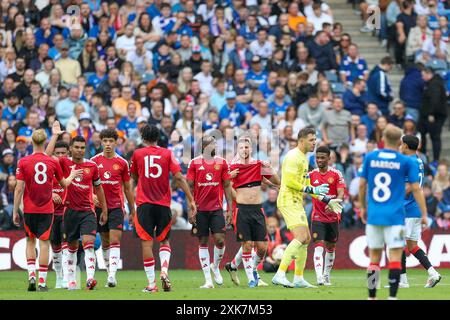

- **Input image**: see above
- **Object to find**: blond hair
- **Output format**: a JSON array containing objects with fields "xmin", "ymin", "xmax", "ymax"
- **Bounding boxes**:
[
  {"xmin": 32, "ymin": 129, "xmax": 47, "ymax": 145},
  {"xmin": 383, "ymin": 124, "xmax": 402, "ymax": 146}
]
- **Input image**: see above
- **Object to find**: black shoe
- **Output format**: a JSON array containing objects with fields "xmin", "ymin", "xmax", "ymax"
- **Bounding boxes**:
[
  {"xmin": 225, "ymin": 262, "xmax": 240, "ymax": 286},
  {"xmin": 37, "ymin": 285, "xmax": 49, "ymax": 292},
  {"xmin": 28, "ymin": 278, "xmax": 36, "ymax": 292},
  {"xmin": 160, "ymin": 273, "xmax": 171, "ymax": 292}
]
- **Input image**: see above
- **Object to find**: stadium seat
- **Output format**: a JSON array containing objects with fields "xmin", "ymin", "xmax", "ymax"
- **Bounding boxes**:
[
  {"xmin": 325, "ymin": 71, "xmax": 339, "ymax": 83},
  {"xmin": 331, "ymin": 82, "xmax": 346, "ymax": 95}
]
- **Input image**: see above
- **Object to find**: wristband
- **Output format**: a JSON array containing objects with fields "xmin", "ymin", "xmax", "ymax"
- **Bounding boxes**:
[{"xmin": 321, "ymin": 196, "xmax": 331, "ymax": 204}]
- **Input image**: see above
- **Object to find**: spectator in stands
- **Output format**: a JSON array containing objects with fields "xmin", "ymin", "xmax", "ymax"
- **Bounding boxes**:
[
  {"xmin": 249, "ymin": 100, "xmax": 272, "ymax": 130},
  {"xmin": 307, "ymin": 31, "xmax": 338, "ymax": 72},
  {"xmin": 388, "ymin": 100, "xmax": 408, "ymax": 128},
  {"xmin": 406, "ymin": 15, "xmax": 432, "ymax": 62},
  {"xmin": 350, "ymin": 123, "xmax": 368, "ymax": 154},
  {"xmin": 399, "ymin": 63, "xmax": 425, "ymax": 122},
  {"xmin": 370, "ymin": 115, "xmax": 388, "ymax": 149},
  {"xmin": 418, "ymin": 28, "xmax": 450, "ymax": 63},
  {"xmin": 306, "ymin": 2, "xmax": 333, "ymax": 35},
  {"xmin": 55, "ymin": 86, "xmax": 89, "ymax": 128},
  {"xmin": 366, "ymin": 56, "xmax": 394, "ymax": 116},
  {"xmin": 343, "ymin": 78, "xmax": 367, "ymax": 116},
  {"xmin": 246, "ymin": 55, "xmax": 268, "ymax": 89},
  {"xmin": 229, "ymin": 35, "xmax": 253, "ymax": 72},
  {"xmin": 437, "ymin": 186, "xmax": 450, "ymax": 229},
  {"xmin": 263, "ymin": 189, "xmax": 279, "ymax": 218},
  {"xmin": 112, "ymin": 85, "xmax": 142, "ymax": 121},
  {"xmin": 395, "ymin": 0, "xmax": 417, "ymax": 67},
  {"xmin": 277, "ymin": 105, "xmax": 306, "ymax": 137},
  {"xmin": 0, "ymin": 149, "xmax": 16, "ymax": 190},
  {"xmin": 339, "ymin": 43, "xmax": 369, "ymax": 86},
  {"xmin": 298, "ymin": 93, "xmax": 326, "ymax": 128},
  {"xmin": 432, "ymin": 162, "xmax": 450, "ymax": 193},
  {"xmin": 219, "ymin": 91, "xmax": 251, "ymax": 129},
  {"xmin": 361, "ymin": 102, "xmax": 380, "ymax": 137},
  {"xmin": 321, "ymin": 97, "xmax": 354, "ymax": 149},
  {"xmin": 419, "ymin": 67, "xmax": 448, "ymax": 162},
  {"xmin": 55, "ymin": 42, "xmax": 81, "ymax": 85},
  {"xmin": 0, "ymin": 174, "xmax": 16, "ymax": 229}
]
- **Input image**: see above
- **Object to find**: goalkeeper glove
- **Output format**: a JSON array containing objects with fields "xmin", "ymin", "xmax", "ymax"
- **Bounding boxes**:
[
  {"xmin": 325, "ymin": 199, "xmax": 343, "ymax": 214},
  {"xmin": 304, "ymin": 184, "xmax": 329, "ymax": 195}
]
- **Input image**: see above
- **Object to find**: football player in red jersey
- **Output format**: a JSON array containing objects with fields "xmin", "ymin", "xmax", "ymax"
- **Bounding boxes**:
[
  {"xmin": 226, "ymin": 135, "xmax": 280, "ymax": 288},
  {"xmin": 91, "ymin": 128, "xmax": 136, "ymax": 288},
  {"xmin": 309, "ymin": 145, "xmax": 345, "ymax": 286},
  {"xmin": 13, "ymin": 129, "xmax": 82, "ymax": 292},
  {"xmin": 130, "ymin": 125, "xmax": 196, "ymax": 293},
  {"xmin": 46, "ymin": 122, "xmax": 108, "ymax": 291},
  {"xmin": 51, "ymin": 141, "xmax": 70, "ymax": 289},
  {"xmin": 186, "ymin": 136, "xmax": 234, "ymax": 289}
]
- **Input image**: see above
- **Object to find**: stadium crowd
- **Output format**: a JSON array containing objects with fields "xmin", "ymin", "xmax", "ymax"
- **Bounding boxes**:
[{"xmin": 0, "ymin": 0, "xmax": 449, "ymax": 235}]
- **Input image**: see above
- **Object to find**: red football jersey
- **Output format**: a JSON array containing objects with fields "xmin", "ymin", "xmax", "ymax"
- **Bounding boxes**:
[
  {"xmin": 91, "ymin": 153, "xmax": 130, "ymax": 210},
  {"xmin": 310, "ymin": 167, "xmax": 346, "ymax": 223},
  {"xmin": 230, "ymin": 160, "xmax": 272, "ymax": 188},
  {"xmin": 52, "ymin": 176, "xmax": 66, "ymax": 216},
  {"xmin": 186, "ymin": 156, "xmax": 230, "ymax": 212},
  {"xmin": 16, "ymin": 153, "xmax": 64, "ymax": 214},
  {"xmin": 59, "ymin": 157, "xmax": 101, "ymax": 212},
  {"xmin": 130, "ymin": 145, "xmax": 181, "ymax": 207}
]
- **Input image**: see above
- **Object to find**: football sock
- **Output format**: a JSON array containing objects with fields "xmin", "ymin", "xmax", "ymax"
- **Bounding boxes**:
[
  {"xmin": 401, "ymin": 250, "xmax": 407, "ymax": 274},
  {"xmin": 52, "ymin": 246, "xmax": 63, "ymax": 280},
  {"xmin": 62, "ymin": 243, "xmax": 69, "ymax": 283},
  {"xmin": 294, "ymin": 243, "xmax": 308, "ymax": 283},
  {"xmin": 199, "ymin": 245, "xmax": 212, "ymax": 283},
  {"xmin": 313, "ymin": 244, "xmax": 324, "ymax": 278},
  {"xmin": 410, "ymin": 246, "xmax": 437, "ymax": 276},
  {"xmin": 102, "ymin": 245, "xmax": 110, "ymax": 272},
  {"xmin": 242, "ymin": 250, "xmax": 254, "ymax": 281},
  {"xmin": 253, "ymin": 250, "xmax": 265, "ymax": 271},
  {"xmin": 278, "ymin": 239, "xmax": 302, "ymax": 276},
  {"xmin": 109, "ymin": 243, "xmax": 120, "ymax": 279},
  {"xmin": 159, "ymin": 244, "xmax": 171, "ymax": 275},
  {"xmin": 27, "ymin": 258, "xmax": 36, "ymax": 279},
  {"xmin": 213, "ymin": 244, "xmax": 225, "ymax": 269},
  {"xmin": 143, "ymin": 258, "xmax": 155, "ymax": 287},
  {"xmin": 38, "ymin": 264, "xmax": 48, "ymax": 286},
  {"xmin": 324, "ymin": 248, "xmax": 336, "ymax": 277},
  {"xmin": 67, "ymin": 246, "xmax": 78, "ymax": 283},
  {"xmin": 388, "ymin": 262, "xmax": 402, "ymax": 298},
  {"xmin": 367, "ymin": 262, "xmax": 380, "ymax": 298},
  {"xmin": 231, "ymin": 247, "xmax": 243, "ymax": 269},
  {"xmin": 83, "ymin": 242, "xmax": 96, "ymax": 280}
]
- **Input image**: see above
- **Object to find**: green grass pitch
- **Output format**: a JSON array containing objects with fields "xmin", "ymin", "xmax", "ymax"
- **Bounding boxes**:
[{"xmin": 0, "ymin": 269, "xmax": 448, "ymax": 300}]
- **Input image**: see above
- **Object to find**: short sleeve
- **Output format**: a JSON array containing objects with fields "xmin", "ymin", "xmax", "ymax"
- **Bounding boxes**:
[
  {"xmin": 130, "ymin": 152, "xmax": 137, "ymax": 175},
  {"xmin": 186, "ymin": 160, "xmax": 196, "ymax": 181},
  {"xmin": 336, "ymin": 170, "xmax": 346, "ymax": 189},
  {"xmin": 222, "ymin": 160, "xmax": 231, "ymax": 181},
  {"xmin": 406, "ymin": 157, "xmax": 419, "ymax": 184},
  {"xmin": 92, "ymin": 165, "xmax": 102, "ymax": 186},
  {"xmin": 121, "ymin": 160, "xmax": 131, "ymax": 182},
  {"xmin": 169, "ymin": 151, "xmax": 182, "ymax": 175},
  {"xmin": 16, "ymin": 159, "xmax": 24, "ymax": 181}
]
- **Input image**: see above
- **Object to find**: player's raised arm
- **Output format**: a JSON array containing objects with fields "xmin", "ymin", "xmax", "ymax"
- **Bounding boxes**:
[
  {"xmin": 12, "ymin": 179, "xmax": 25, "ymax": 227},
  {"xmin": 45, "ymin": 120, "xmax": 64, "ymax": 156}
]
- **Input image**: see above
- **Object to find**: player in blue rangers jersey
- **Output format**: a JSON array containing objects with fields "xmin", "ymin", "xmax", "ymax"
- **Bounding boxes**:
[
  {"xmin": 359, "ymin": 125, "xmax": 428, "ymax": 300},
  {"xmin": 399, "ymin": 135, "xmax": 441, "ymax": 288}
]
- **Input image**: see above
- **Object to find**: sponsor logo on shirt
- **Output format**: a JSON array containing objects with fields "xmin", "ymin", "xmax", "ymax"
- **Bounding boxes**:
[
  {"xmin": 104, "ymin": 171, "xmax": 111, "ymax": 179},
  {"xmin": 72, "ymin": 182, "xmax": 89, "ymax": 189},
  {"xmin": 205, "ymin": 173, "xmax": 213, "ymax": 181}
]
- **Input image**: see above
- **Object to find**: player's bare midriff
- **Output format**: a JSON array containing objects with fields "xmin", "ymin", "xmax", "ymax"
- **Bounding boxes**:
[{"xmin": 236, "ymin": 186, "xmax": 262, "ymax": 205}]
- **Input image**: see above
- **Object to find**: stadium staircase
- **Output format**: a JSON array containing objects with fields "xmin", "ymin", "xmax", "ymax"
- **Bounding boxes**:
[{"xmin": 328, "ymin": 0, "xmax": 450, "ymax": 160}]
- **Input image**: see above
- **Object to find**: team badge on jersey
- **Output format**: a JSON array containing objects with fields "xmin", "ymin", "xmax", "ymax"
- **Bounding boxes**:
[
  {"xmin": 84, "ymin": 168, "xmax": 90, "ymax": 174},
  {"xmin": 113, "ymin": 164, "xmax": 120, "ymax": 170},
  {"xmin": 214, "ymin": 164, "xmax": 221, "ymax": 171},
  {"xmin": 328, "ymin": 177, "xmax": 334, "ymax": 184}
]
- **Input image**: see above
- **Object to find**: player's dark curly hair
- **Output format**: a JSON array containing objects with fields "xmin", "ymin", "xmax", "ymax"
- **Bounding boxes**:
[
  {"xmin": 71, "ymin": 135, "xmax": 86, "ymax": 145},
  {"xmin": 316, "ymin": 145, "xmax": 330, "ymax": 156},
  {"xmin": 402, "ymin": 134, "xmax": 420, "ymax": 151},
  {"xmin": 55, "ymin": 141, "xmax": 69, "ymax": 150},
  {"xmin": 100, "ymin": 128, "xmax": 119, "ymax": 141},
  {"xmin": 141, "ymin": 124, "xmax": 160, "ymax": 143}
]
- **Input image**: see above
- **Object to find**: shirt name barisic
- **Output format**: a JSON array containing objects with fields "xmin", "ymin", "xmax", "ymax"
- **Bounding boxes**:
[{"xmin": 176, "ymin": 305, "xmax": 210, "ymax": 318}]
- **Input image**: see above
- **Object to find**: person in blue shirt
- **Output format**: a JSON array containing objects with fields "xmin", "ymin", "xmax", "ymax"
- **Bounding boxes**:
[
  {"xmin": 343, "ymin": 79, "xmax": 368, "ymax": 116},
  {"xmin": 34, "ymin": 17, "xmax": 59, "ymax": 47},
  {"xmin": 359, "ymin": 124, "xmax": 428, "ymax": 300},
  {"xmin": 172, "ymin": 11, "xmax": 193, "ymax": 37},
  {"xmin": 246, "ymin": 55, "xmax": 268, "ymax": 89},
  {"xmin": 1, "ymin": 93, "xmax": 27, "ymax": 126},
  {"xmin": 339, "ymin": 44, "xmax": 369, "ymax": 86},
  {"xmin": 258, "ymin": 71, "xmax": 278, "ymax": 99},
  {"xmin": 88, "ymin": 15, "xmax": 116, "ymax": 40},
  {"xmin": 238, "ymin": 14, "xmax": 259, "ymax": 43},
  {"xmin": 117, "ymin": 102, "xmax": 139, "ymax": 138},
  {"xmin": 361, "ymin": 103, "xmax": 380, "ymax": 138},
  {"xmin": 366, "ymin": 56, "xmax": 394, "ymax": 116},
  {"xmin": 218, "ymin": 91, "xmax": 251, "ymax": 128},
  {"xmin": 87, "ymin": 60, "xmax": 108, "ymax": 89},
  {"xmin": 399, "ymin": 135, "xmax": 441, "ymax": 288}
]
